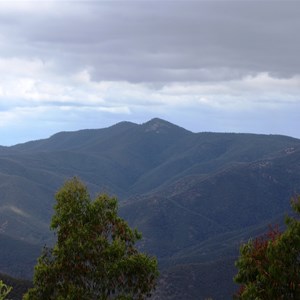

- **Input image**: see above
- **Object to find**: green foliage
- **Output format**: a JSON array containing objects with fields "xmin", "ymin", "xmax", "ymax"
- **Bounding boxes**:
[
  {"xmin": 0, "ymin": 280, "xmax": 12, "ymax": 300},
  {"xmin": 24, "ymin": 177, "xmax": 158, "ymax": 300},
  {"xmin": 234, "ymin": 196, "xmax": 300, "ymax": 299},
  {"xmin": 0, "ymin": 272, "xmax": 32, "ymax": 300}
]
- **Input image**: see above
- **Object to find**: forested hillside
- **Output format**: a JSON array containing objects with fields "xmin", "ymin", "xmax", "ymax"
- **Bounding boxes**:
[{"xmin": 1, "ymin": 118, "xmax": 300, "ymax": 299}]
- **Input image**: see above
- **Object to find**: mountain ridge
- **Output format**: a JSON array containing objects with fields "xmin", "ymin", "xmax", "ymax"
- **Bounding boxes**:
[{"xmin": 0, "ymin": 118, "xmax": 300, "ymax": 299}]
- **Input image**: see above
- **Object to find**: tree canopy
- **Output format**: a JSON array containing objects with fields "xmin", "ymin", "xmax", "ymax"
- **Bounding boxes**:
[
  {"xmin": 24, "ymin": 177, "xmax": 158, "ymax": 300},
  {"xmin": 234, "ymin": 196, "xmax": 300, "ymax": 299}
]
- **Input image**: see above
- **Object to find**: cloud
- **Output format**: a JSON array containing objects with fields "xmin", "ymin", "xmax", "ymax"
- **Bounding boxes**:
[
  {"xmin": 1, "ymin": 65, "xmax": 298, "ymax": 115},
  {"xmin": 0, "ymin": 1, "xmax": 299, "ymax": 145},
  {"xmin": 1, "ymin": 1, "xmax": 299, "ymax": 82}
]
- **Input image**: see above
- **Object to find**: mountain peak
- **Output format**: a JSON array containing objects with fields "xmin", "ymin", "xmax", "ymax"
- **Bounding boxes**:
[
  {"xmin": 142, "ymin": 118, "xmax": 188, "ymax": 134},
  {"xmin": 143, "ymin": 118, "xmax": 171, "ymax": 132}
]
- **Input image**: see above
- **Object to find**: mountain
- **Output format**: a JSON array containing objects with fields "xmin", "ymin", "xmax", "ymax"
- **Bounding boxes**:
[{"xmin": 0, "ymin": 118, "xmax": 300, "ymax": 299}]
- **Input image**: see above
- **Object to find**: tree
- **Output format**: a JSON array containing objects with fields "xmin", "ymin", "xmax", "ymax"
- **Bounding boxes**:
[
  {"xmin": 0, "ymin": 280, "xmax": 12, "ymax": 300},
  {"xmin": 234, "ymin": 196, "xmax": 300, "ymax": 299},
  {"xmin": 24, "ymin": 178, "xmax": 158, "ymax": 300}
]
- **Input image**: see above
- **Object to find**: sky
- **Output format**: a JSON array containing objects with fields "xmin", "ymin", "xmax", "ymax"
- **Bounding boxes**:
[{"xmin": 0, "ymin": 0, "xmax": 299, "ymax": 146}]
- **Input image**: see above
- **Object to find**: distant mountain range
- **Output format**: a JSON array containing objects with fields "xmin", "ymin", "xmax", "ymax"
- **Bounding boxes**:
[{"xmin": 1, "ymin": 118, "xmax": 300, "ymax": 299}]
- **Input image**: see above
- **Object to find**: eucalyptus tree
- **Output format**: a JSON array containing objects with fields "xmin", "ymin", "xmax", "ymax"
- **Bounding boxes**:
[
  {"xmin": 24, "ymin": 178, "xmax": 158, "ymax": 300},
  {"xmin": 234, "ymin": 196, "xmax": 300, "ymax": 299}
]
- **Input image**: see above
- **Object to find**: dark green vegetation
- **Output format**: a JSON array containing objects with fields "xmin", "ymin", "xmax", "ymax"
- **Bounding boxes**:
[
  {"xmin": 234, "ymin": 196, "xmax": 300, "ymax": 299},
  {"xmin": 0, "ymin": 279, "xmax": 12, "ymax": 299},
  {"xmin": 1, "ymin": 118, "xmax": 300, "ymax": 299},
  {"xmin": 24, "ymin": 178, "xmax": 158, "ymax": 300},
  {"xmin": 0, "ymin": 273, "xmax": 31, "ymax": 300}
]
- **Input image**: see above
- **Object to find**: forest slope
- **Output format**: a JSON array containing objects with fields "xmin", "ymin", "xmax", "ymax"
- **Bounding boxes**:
[{"xmin": 0, "ymin": 118, "xmax": 300, "ymax": 299}]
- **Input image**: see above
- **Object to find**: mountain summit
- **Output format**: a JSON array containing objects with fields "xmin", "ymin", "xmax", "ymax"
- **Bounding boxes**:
[{"xmin": 141, "ymin": 118, "xmax": 189, "ymax": 134}]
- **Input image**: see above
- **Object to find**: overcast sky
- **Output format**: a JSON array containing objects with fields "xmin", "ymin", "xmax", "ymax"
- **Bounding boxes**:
[{"xmin": 0, "ymin": 1, "xmax": 299, "ymax": 145}]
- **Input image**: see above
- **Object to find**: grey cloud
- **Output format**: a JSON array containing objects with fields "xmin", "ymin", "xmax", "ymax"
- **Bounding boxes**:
[{"xmin": 0, "ymin": 1, "xmax": 299, "ymax": 82}]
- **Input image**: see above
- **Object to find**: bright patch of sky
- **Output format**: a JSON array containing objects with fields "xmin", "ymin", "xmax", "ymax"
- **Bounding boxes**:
[{"xmin": 0, "ymin": 1, "xmax": 299, "ymax": 145}]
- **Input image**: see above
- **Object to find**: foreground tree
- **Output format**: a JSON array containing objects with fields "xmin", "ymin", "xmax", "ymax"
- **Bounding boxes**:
[
  {"xmin": 24, "ymin": 178, "xmax": 158, "ymax": 300},
  {"xmin": 234, "ymin": 196, "xmax": 300, "ymax": 299},
  {"xmin": 0, "ymin": 280, "xmax": 12, "ymax": 300}
]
